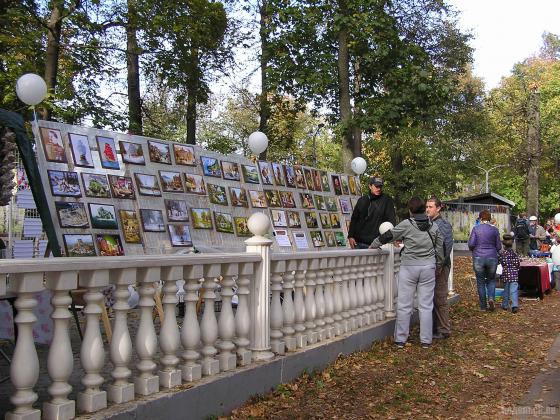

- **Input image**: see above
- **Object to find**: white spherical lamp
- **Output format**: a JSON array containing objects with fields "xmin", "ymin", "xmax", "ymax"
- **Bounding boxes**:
[
  {"xmin": 351, "ymin": 156, "xmax": 367, "ymax": 175},
  {"xmin": 248, "ymin": 131, "xmax": 269, "ymax": 155},
  {"xmin": 16, "ymin": 73, "xmax": 48, "ymax": 106},
  {"xmin": 554, "ymin": 213, "xmax": 560, "ymax": 225},
  {"xmin": 552, "ymin": 245, "xmax": 560, "ymax": 265},
  {"xmin": 247, "ymin": 212, "xmax": 271, "ymax": 236},
  {"xmin": 379, "ymin": 221, "xmax": 394, "ymax": 235}
]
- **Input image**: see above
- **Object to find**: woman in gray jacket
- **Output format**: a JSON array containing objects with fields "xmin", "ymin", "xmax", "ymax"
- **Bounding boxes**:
[{"xmin": 370, "ymin": 197, "xmax": 444, "ymax": 348}]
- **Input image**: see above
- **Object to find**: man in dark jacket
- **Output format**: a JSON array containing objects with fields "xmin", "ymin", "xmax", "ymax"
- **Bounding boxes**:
[
  {"xmin": 348, "ymin": 176, "xmax": 396, "ymax": 249},
  {"xmin": 514, "ymin": 213, "xmax": 530, "ymax": 256}
]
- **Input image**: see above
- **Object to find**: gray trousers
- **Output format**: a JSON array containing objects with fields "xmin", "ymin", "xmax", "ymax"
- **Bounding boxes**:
[{"xmin": 395, "ymin": 264, "xmax": 436, "ymax": 344}]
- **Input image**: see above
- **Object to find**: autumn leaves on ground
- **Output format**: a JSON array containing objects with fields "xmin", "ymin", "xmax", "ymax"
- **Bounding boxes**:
[{"xmin": 230, "ymin": 257, "xmax": 560, "ymax": 419}]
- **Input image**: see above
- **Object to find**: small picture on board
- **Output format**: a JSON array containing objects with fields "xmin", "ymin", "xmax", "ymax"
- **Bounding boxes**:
[
  {"xmin": 40, "ymin": 127, "xmax": 67, "ymax": 163},
  {"xmin": 96, "ymin": 136, "xmax": 120, "ymax": 170},
  {"xmin": 201, "ymin": 156, "xmax": 222, "ymax": 178},
  {"xmin": 191, "ymin": 208, "xmax": 213, "ymax": 229},
  {"xmin": 320, "ymin": 213, "xmax": 331, "ymax": 229},
  {"xmin": 335, "ymin": 231, "xmax": 347, "ymax": 247},
  {"xmin": 242, "ymin": 164, "xmax": 260, "ymax": 184},
  {"xmin": 326, "ymin": 196, "xmax": 338, "ymax": 212},
  {"xmin": 300, "ymin": 193, "xmax": 315, "ymax": 209},
  {"xmin": 119, "ymin": 141, "xmax": 145, "ymax": 165},
  {"xmin": 310, "ymin": 231, "xmax": 325, "ymax": 247},
  {"xmin": 221, "ymin": 161, "xmax": 241, "ymax": 181},
  {"xmin": 229, "ymin": 187, "xmax": 249, "ymax": 207},
  {"xmin": 164, "ymin": 199, "xmax": 189, "ymax": 222},
  {"xmin": 96, "ymin": 234, "xmax": 125, "ymax": 256},
  {"xmin": 304, "ymin": 211, "xmax": 319, "ymax": 228},
  {"xmin": 314, "ymin": 195, "xmax": 327, "ymax": 211},
  {"xmin": 88, "ymin": 203, "xmax": 118, "ymax": 229},
  {"xmin": 118, "ymin": 210, "xmax": 142, "ymax": 244},
  {"xmin": 264, "ymin": 189, "xmax": 282, "ymax": 208},
  {"xmin": 330, "ymin": 213, "xmax": 341, "ymax": 229},
  {"xmin": 55, "ymin": 202, "xmax": 89, "ymax": 228},
  {"xmin": 271, "ymin": 209, "xmax": 288, "ymax": 227},
  {"xmin": 159, "ymin": 171, "xmax": 184, "ymax": 193},
  {"xmin": 332, "ymin": 175, "xmax": 342, "ymax": 195},
  {"xmin": 214, "ymin": 211, "xmax": 235, "ymax": 234},
  {"xmin": 68, "ymin": 133, "xmax": 94, "ymax": 168},
  {"xmin": 284, "ymin": 165, "xmax": 297, "ymax": 188},
  {"xmin": 340, "ymin": 175, "xmax": 350, "ymax": 195},
  {"xmin": 287, "ymin": 211, "xmax": 301, "ymax": 228},
  {"xmin": 63, "ymin": 234, "xmax": 96, "ymax": 257},
  {"xmin": 320, "ymin": 171, "xmax": 331, "ymax": 192},
  {"xmin": 148, "ymin": 141, "xmax": 172, "ymax": 164},
  {"xmin": 173, "ymin": 144, "xmax": 196, "ymax": 166},
  {"xmin": 272, "ymin": 163, "xmax": 285, "ymax": 186},
  {"xmin": 293, "ymin": 165, "xmax": 307, "ymax": 189},
  {"xmin": 108, "ymin": 175, "xmax": 135, "ymax": 199},
  {"xmin": 207, "ymin": 183, "xmax": 228, "ymax": 206},
  {"xmin": 184, "ymin": 173, "xmax": 206, "ymax": 195},
  {"xmin": 348, "ymin": 175, "xmax": 358, "ymax": 195},
  {"xmin": 140, "ymin": 209, "xmax": 165, "ymax": 232},
  {"xmin": 81, "ymin": 173, "xmax": 110, "ymax": 198},
  {"xmin": 134, "ymin": 173, "xmax": 161, "ymax": 196},
  {"xmin": 258, "ymin": 161, "xmax": 273, "ymax": 185},
  {"xmin": 48, "ymin": 170, "xmax": 81, "ymax": 197},
  {"xmin": 280, "ymin": 191, "xmax": 296, "ymax": 208},
  {"xmin": 304, "ymin": 168, "xmax": 314, "ymax": 191},
  {"xmin": 234, "ymin": 216, "xmax": 251, "ymax": 237},
  {"xmin": 339, "ymin": 197, "xmax": 352, "ymax": 214},
  {"xmin": 313, "ymin": 170, "xmax": 322, "ymax": 191},
  {"xmin": 324, "ymin": 231, "xmax": 336, "ymax": 247},
  {"xmin": 249, "ymin": 190, "xmax": 268, "ymax": 208},
  {"xmin": 168, "ymin": 224, "xmax": 193, "ymax": 247}
]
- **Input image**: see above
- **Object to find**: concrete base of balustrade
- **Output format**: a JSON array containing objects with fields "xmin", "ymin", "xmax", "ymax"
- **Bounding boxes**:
[
  {"xmin": 134, "ymin": 376, "xmax": 159, "ymax": 396},
  {"xmin": 159, "ymin": 369, "xmax": 182, "ymax": 389},
  {"xmin": 284, "ymin": 336, "xmax": 297, "ymax": 352},
  {"xmin": 202, "ymin": 359, "xmax": 220, "ymax": 376},
  {"xmin": 271, "ymin": 341, "xmax": 285, "ymax": 355},
  {"xmin": 236, "ymin": 350, "xmax": 252, "ymax": 366},
  {"xmin": 218, "ymin": 354, "xmax": 237, "ymax": 372},
  {"xmin": 108, "ymin": 383, "xmax": 135, "ymax": 404},
  {"xmin": 295, "ymin": 333, "xmax": 307, "ymax": 348},
  {"xmin": 182, "ymin": 364, "xmax": 202, "ymax": 382},
  {"xmin": 43, "ymin": 399, "xmax": 75, "ymax": 420},
  {"xmin": 5, "ymin": 408, "xmax": 41, "ymax": 420},
  {"xmin": 77, "ymin": 390, "xmax": 107, "ymax": 413}
]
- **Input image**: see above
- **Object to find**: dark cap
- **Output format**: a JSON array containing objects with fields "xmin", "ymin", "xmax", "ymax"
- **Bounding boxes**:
[
  {"xmin": 502, "ymin": 233, "xmax": 514, "ymax": 242},
  {"xmin": 368, "ymin": 177, "xmax": 384, "ymax": 187}
]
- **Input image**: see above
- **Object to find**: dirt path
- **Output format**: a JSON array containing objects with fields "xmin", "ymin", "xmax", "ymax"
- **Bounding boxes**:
[{"xmin": 230, "ymin": 257, "xmax": 560, "ymax": 419}]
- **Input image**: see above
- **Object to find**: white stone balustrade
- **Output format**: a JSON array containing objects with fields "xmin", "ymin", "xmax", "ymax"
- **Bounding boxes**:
[
  {"xmin": 217, "ymin": 264, "xmax": 238, "ymax": 371},
  {"xmin": 270, "ymin": 260, "xmax": 286, "ymax": 355},
  {"xmin": 159, "ymin": 265, "xmax": 182, "ymax": 388}
]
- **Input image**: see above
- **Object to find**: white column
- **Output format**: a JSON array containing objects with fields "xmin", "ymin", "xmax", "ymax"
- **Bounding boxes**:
[
  {"xmin": 293, "ymin": 260, "xmax": 308, "ymax": 348},
  {"xmin": 234, "ymin": 263, "xmax": 253, "ymax": 365},
  {"xmin": 77, "ymin": 269, "xmax": 109, "ymax": 413},
  {"xmin": 376, "ymin": 254, "xmax": 386, "ymax": 321},
  {"xmin": 245, "ymin": 213, "xmax": 274, "ymax": 361},
  {"xmin": 353, "ymin": 256, "xmax": 365, "ymax": 328},
  {"xmin": 361, "ymin": 256, "xmax": 373, "ymax": 325},
  {"xmin": 270, "ymin": 261, "xmax": 286, "ymax": 355},
  {"xmin": 340, "ymin": 258, "xmax": 351, "ymax": 332},
  {"xmin": 346, "ymin": 256, "xmax": 358, "ymax": 330},
  {"xmin": 43, "ymin": 271, "xmax": 77, "ymax": 420},
  {"xmin": 134, "ymin": 267, "xmax": 160, "ymax": 395},
  {"xmin": 323, "ymin": 258, "xmax": 336, "ymax": 338},
  {"xmin": 107, "ymin": 268, "xmax": 135, "ymax": 404},
  {"xmin": 181, "ymin": 266, "xmax": 202, "ymax": 381},
  {"xmin": 7, "ymin": 273, "xmax": 43, "ymax": 420},
  {"xmin": 304, "ymin": 259, "xmax": 318, "ymax": 344},
  {"xmin": 314, "ymin": 259, "xmax": 327, "ymax": 341},
  {"xmin": 281, "ymin": 261, "xmax": 297, "ymax": 352},
  {"xmin": 332, "ymin": 258, "xmax": 345, "ymax": 335},
  {"xmin": 200, "ymin": 265, "xmax": 220, "ymax": 375},
  {"xmin": 383, "ymin": 245, "xmax": 396, "ymax": 318},
  {"xmin": 159, "ymin": 265, "xmax": 182, "ymax": 388},
  {"xmin": 448, "ymin": 248, "xmax": 455, "ymax": 295},
  {"xmin": 217, "ymin": 263, "xmax": 238, "ymax": 371},
  {"xmin": 369, "ymin": 255, "xmax": 379, "ymax": 323}
]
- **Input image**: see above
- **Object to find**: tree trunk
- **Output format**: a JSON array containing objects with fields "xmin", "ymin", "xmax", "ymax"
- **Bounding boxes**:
[
  {"xmin": 525, "ymin": 88, "xmax": 540, "ymax": 216},
  {"xmin": 126, "ymin": 0, "xmax": 142, "ymax": 134},
  {"xmin": 337, "ymin": 1, "xmax": 353, "ymax": 172},
  {"xmin": 258, "ymin": 0, "xmax": 270, "ymax": 160},
  {"xmin": 185, "ymin": 50, "xmax": 199, "ymax": 145},
  {"xmin": 352, "ymin": 58, "xmax": 362, "ymax": 157},
  {"xmin": 391, "ymin": 147, "xmax": 406, "ymax": 220},
  {"xmin": 42, "ymin": 3, "xmax": 63, "ymax": 120}
]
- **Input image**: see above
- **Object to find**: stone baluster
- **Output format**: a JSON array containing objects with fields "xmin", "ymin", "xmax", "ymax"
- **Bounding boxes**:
[
  {"xmin": 304, "ymin": 259, "xmax": 318, "ymax": 344},
  {"xmin": 270, "ymin": 260, "xmax": 286, "ymax": 355},
  {"xmin": 370, "ymin": 255, "xmax": 379, "ymax": 323},
  {"xmin": 181, "ymin": 266, "xmax": 202, "ymax": 382},
  {"xmin": 234, "ymin": 262, "xmax": 253, "ymax": 365},
  {"xmin": 293, "ymin": 260, "xmax": 308, "ymax": 348},
  {"xmin": 332, "ymin": 258, "xmax": 345, "ymax": 335},
  {"xmin": 383, "ymin": 245, "xmax": 396, "ymax": 318},
  {"xmin": 361, "ymin": 256, "xmax": 373, "ymax": 326},
  {"xmin": 134, "ymin": 267, "xmax": 160, "ymax": 395},
  {"xmin": 448, "ymin": 248, "xmax": 455, "ymax": 295},
  {"xmin": 217, "ymin": 263, "xmax": 238, "ymax": 371},
  {"xmin": 43, "ymin": 271, "xmax": 77, "ymax": 420},
  {"xmin": 200, "ymin": 264, "xmax": 221, "ymax": 376},
  {"xmin": 77, "ymin": 269, "xmax": 109, "ymax": 412},
  {"xmin": 340, "ymin": 258, "xmax": 351, "ymax": 333},
  {"xmin": 159, "ymin": 266, "xmax": 182, "ymax": 387},
  {"xmin": 376, "ymin": 255, "xmax": 386, "ymax": 321},
  {"xmin": 314, "ymin": 258, "xmax": 327, "ymax": 341},
  {"xmin": 323, "ymin": 258, "xmax": 336, "ymax": 338},
  {"xmin": 346, "ymin": 256, "xmax": 358, "ymax": 331},
  {"xmin": 7, "ymin": 273, "xmax": 43, "ymax": 420},
  {"xmin": 281, "ymin": 260, "xmax": 297, "ymax": 352},
  {"xmin": 107, "ymin": 268, "xmax": 135, "ymax": 404},
  {"xmin": 353, "ymin": 256, "xmax": 365, "ymax": 328}
]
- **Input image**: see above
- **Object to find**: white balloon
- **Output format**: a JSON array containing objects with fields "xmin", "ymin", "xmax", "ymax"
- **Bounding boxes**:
[
  {"xmin": 351, "ymin": 156, "xmax": 367, "ymax": 175},
  {"xmin": 379, "ymin": 221, "xmax": 394, "ymax": 235},
  {"xmin": 248, "ymin": 131, "xmax": 269, "ymax": 155},
  {"xmin": 552, "ymin": 245, "xmax": 560, "ymax": 265},
  {"xmin": 16, "ymin": 73, "xmax": 47, "ymax": 106},
  {"xmin": 554, "ymin": 213, "xmax": 560, "ymax": 225}
]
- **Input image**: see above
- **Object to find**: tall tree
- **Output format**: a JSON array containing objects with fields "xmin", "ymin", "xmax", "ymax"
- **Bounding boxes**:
[{"xmin": 126, "ymin": 0, "xmax": 142, "ymax": 134}]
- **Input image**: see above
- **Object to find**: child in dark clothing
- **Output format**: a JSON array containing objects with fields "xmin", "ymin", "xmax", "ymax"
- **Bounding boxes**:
[{"xmin": 498, "ymin": 234, "xmax": 520, "ymax": 313}]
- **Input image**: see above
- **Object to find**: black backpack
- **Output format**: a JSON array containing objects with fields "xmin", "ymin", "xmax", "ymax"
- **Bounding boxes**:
[{"xmin": 515, "ymin": 219, "xmax": 529, "ymax": 239}]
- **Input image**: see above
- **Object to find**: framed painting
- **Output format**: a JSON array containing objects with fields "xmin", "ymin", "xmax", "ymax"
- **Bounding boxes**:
[
  {"xmin": 184, "ymin": 173, "xmax": 206, "ymax": 195},
  {"xmin": 108, "ymin": 175, "xmax": 135, "ymax": 199},
  {"xmin": 264, "ymin": 189, "xmax": 282, "ymax": 208},
  {"xmin": 88, "ymin": 203, "xmax": 118, "ymax": 229},
  {"xmin": 330, "ymin": 213, "xmax": 341, "ymax": 229},
  {"xmin": 173, "ymin": 144, "xmax": 196, "ymax": 166},
  {"xmin": 234, "ymin": 216, "xmax": 251, "ymax": 237},
  {"xmin": 304, "ymin": 211, "xmax": 319, "ymax": 228},
  {"xmin": 287, "ymin": 211, "xmax": 301, "ymax": 228},
  {"xmin": 324, "ymin": 231, "xmax": 336, "ymax": 247},
  {"xmin": 63, "ymin": 234, "xmax": 96, "ymax": 257},
  {"xmin": 284, "ymin": 165, "xmax": 297, "ymax": 188},
  {"xmin": 148, "ymin": 141, "xmax": 172, "ymax": 164},
  {"xmin": 118, "ymin": 210, "xmax": 142, "ymax": 244},
  {"xmin": 134, "ymin": 173, "xmax": 161, "ymax": 196},
  {"xmin": 68, "ymin": 133, "xmax": 94, "ymax": 168},
  {"xmin": 339, "ymin": 197, "xmax": 352, "ymax": 214},
  {"xmin": 300, "ymin": 193, "xmax": 315, "ymax": 209},
  {"xmin": 280, "ymin": 191, "xmax": 296, "ymax": 208},
  {"xmin": 242, "ymin": 164, "xmax": 260, "ymax": 184},
  {"xmin": 310, "ymin": 231, "xmax": 325, "ymax": 247},
  {"xmin": 55, "ymin": 202, "xmax": 89, "ymax": 228},
  {"xmin": 249, "ymin": 190, "xmax": 267, "ymax": 208},
  {"xmin": 207, "ymin": 183, "xmax": 228, "ymax": 206},
  {"xmin": 40, "ymin": 127, "xmax": 67, "ymax": 163},
  {"xmin": 348, "ymin": 175, "xmax": 358, "ymax": 195},
  {"xmin": 214, "ymin": 211, "xmax": 234, "ymax": 234},
  {"xmin": 191, "ymin": 208, "xmax": 213, "ymax": 229},
  {"xmin": 119, "ymin": 141, "xmax": 145, "ymax": 165},
  {"xmin": 164, "ymin": 199, "xmax": 189, "ymax": 222},
  {"xmin": 314, "ymin": 194, "xmax": 327, "ymax": 211},
  {"xmin": 312, "ymin": 170, "xmax": 322, "ymax": 191},
  {"xmin": 340, "ymin": 175, "xmax": 350, "ymax": 195},
  {"xmin": 271, "ymin": 209, "xmax": 288, "ymax": 227},
  {"xmin": 331, "ymin": 175, "xmax": 343, "ymax": 195},
  {"xmin": 229, "ymin": 187, "xmax": 249, "ymax": 207},
  {"xmin": 81, "ymin": 172, "xmax": 110, "ymax": 198},
  {"xmin": 168, "ymin": 224, "xmax": 193, "ymax": 247},
  {"xmin": 48, "ymin": 170, "xmax": 81, "ymax": 197},
  {"xmin": 326, "ymin": 196, "xmax": 338, "ymax": 212},
  {"xmin": 304, "ymin": 168, "xmax": 314, "ymax": 191},
  {"xmin": 96, "ymin": 136, "xmax": 120, "ymax": 170},
  {"xmin": 221, "ymin": 161, "xmax": 241, "ymax": 181},
  {"xmin": 140, "ymin": 209, "xmax": 165, "ymax": 232},
  {"xmin": 320, "ymin": 171, "xmax": 331, "ymax": 192},
  {"xmin": 258, "ymin": 161, "xmax": 273, "ymax": 185},
  {"xmin": 159, "ymin": 170, "xmax": 184, "ymax": 193},
  {"xmin": 272, "ymin": 163, "xmax": 285, "ymax": 186},
  {"xmin": 293, "ymin": 165, "xmax": 307, "ymax": 189},
  {"xmin": 320, "ymin": 213, "xmax": 331, "ymax": 229},
  {"xmin": 335, "ymin": 231, "xmax": 347, "ymax": 247},
  {"xmin": 201, "ymin": 156, "xmax": 222, "ymax": 178},
  {"xmin": 96, "ymin": 234, "xmax": 125, "ymax": 256}
]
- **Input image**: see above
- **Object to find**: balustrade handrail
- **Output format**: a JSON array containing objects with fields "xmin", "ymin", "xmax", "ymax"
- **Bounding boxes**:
[{"xmin": 270, "ymin": 248, "xmax": 386, "ymax": 262}]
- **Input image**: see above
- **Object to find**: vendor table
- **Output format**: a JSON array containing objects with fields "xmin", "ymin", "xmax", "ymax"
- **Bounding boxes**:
[{"xmin": 518, "ymin": 261, "xmax": 551, "ymax": 299}]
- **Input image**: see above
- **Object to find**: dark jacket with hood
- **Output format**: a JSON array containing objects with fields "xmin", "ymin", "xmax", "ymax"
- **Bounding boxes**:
[
  {"xmin": 348, "ymin": 193, "xmax": 396, "ymax": 245},
  {"xmin": 370, "ymin": 213, "xmax": 444, "ymax": 267}
]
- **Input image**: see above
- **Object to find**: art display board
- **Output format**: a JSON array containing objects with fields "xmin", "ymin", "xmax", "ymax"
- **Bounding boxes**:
[{"xmin": 34, "ymin": 120, "xmax": 363, "ymax": 256}]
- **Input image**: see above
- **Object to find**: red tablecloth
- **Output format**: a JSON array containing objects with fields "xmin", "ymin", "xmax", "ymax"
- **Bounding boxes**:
[{"xmin": 518, "ymin": 261, "xmax": 551, "ymax": 298}]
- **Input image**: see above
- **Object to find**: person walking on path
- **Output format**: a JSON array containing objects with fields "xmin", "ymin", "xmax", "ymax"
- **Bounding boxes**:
[
  {"xmin": 468, "ymin": 209, "xmax": 502, "ymax": 311},
  {"xmin": 498, "ymin": 234, "xmax": 520, "ymax": 313},
  {"xmin": 348, "ymin": 176, "xmax": 396, "ymax": 249},
  {"xmin": 426, "ymin": 197, "xmax": 453, "ymax": 339},
  {"xmin": 370, "ymin": 197, "xmax": 444, "ymax": 348},
  {"xmin": 514, "ymin": 213, "xmax": 530, "ymax": 256}
]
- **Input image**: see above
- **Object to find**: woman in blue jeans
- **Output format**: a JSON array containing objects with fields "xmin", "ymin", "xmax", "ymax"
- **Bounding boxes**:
[{"xmin": 467, "ymin": 210, "xmax": 502, "ymax": 311}]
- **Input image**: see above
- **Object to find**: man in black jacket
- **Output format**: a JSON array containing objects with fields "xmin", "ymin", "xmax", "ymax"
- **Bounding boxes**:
[{"xmin": 348, "ymin": 177, "xmax": 396, "ymax": 249}]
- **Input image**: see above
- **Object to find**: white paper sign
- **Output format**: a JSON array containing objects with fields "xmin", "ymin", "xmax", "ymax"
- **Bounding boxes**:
[
  {"xmin": 274, "ymin": 229, "xmax": 292, "ymax": 247},
  {"xmin": 292, "ymin": 230, "xmax": 309, "ymax": 249}
]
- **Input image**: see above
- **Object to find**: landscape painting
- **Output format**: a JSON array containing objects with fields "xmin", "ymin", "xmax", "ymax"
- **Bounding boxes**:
[
  {"xmin": 201, "ymin": 156, "xmax": 222, "ymax": 177},
  {"xmin": 63, "ymin": 234, "xmax": 96, "ymax": 257},
  {"xmin": 168, "ymin": 224, "xmax": 193, "ymax": 246},
  {"xmin": 191, "ymin": 208, "xmax": 213, "ymax": 229},
  {"xmin": 164, "ymin": 199, "xmax": 189, "ymax": 222},
  {"xmin": 96, "ymin": 136, "xmax": 120, "ymax": 170},
  {"xmin": 148, "ymin": 141, "xmax": 172, "ymax": 164},
  {"xmin": 140, "ymin": 209, "xmax": 165, "ymax": 232},
  {"xmin": 335, "ymin": 231, "xmax": 347, "ymax": 247},
  {"xmin": 82, "ymin": 173, "xmax": 111, "ymax": 198},
  {"xmin": 119, "ymin": 141, "xmax": 145, "ymax": 165},
  {"xmin": 48, "ymin": 170, "xmax": 81, "ymax": 197},
  {"xmin": 69, "ymin": 133, "xmax": 94, "ymax": 168},
  {"xmin": 159, "ymin": 170, "xmax": 184, "ymax": 193},
  {"xmin": 184, "ymin": 173, "xmax": 206, "ymax": 195},
  {"xmin": 214, "ymin": 211, "xmax": 234, "ymax": 234},
  {"xmin": 96, "ymin": 234, "xmax": 125, "ymax": 256},
  {"xmin": 249, "ymin": 190, "xmax": 267, "ymax": 208},
  {"xmin": 55, "ymin": 202, "xmax": 89, "ymax": 228},
  {"xmin": 229, "ymin": 187, "xmax": 249, "ymax": 207},
  {"xmin": 242, "ymin": 165, "xmax": 260, "ymax": 184},
  {"xmin": 173, "ymin": 144, "xmax": 196, "ymax": 166},
  {"xmin": 108, "ymin": 175, "xmax": 135, "ymax": 199},
  {"xmin": 118, "ymin": 210, "xmax": 142, "ymax": 244},
  {"xmin": 40, "ymin": 127, "xmax": 66, "ymax": 163},
  {"xmin": 135, "ymin": 173, "xmax": 161, "ymax": 196},
  {"xmin": 234, "ymin": 217, "xmax": 251, "ymax": 236},
  {"xmin": 88, "ymin": 203, "xmax": 118, "ymax": 229},
  {"xmin": 221, "ymin": 161, "xmax": 241, "ymax": 181},
  {"xmin": 208, "ymin": 183, "xmax": 228, "ymax": 205}
]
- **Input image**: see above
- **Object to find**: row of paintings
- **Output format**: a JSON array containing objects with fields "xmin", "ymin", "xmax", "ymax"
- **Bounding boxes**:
[
  {"xmin": 40, "ymin": 127, "xmax": 361, "ymax": 195},
  {"xmin": 270, "ymin": 209, "xmax": 344, "ymax": 229}
]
